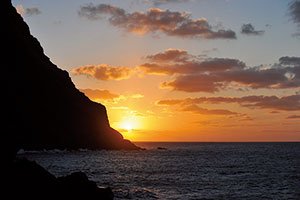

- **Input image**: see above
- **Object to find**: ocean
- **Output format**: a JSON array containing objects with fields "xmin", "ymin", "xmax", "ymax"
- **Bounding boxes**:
[{"xmin": 18, "ymin": 142, "xmax": 300, "ymax": 199}]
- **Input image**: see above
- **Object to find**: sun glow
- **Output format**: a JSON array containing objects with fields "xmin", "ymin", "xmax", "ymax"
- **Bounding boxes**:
[
  {"xmin": 119, "ymin": 120, "xmax": 135, "ymax": 140},
  {"xmin": 121, "ymin": 121, "xmax": 134, "ymax": 132},
  {"xmin": 115, "ymin": 115, "xmax": 144, "ymax": 140},
  {"xmin": 118, "ymin": 116, "xmax": 140, "ymax": 132}
]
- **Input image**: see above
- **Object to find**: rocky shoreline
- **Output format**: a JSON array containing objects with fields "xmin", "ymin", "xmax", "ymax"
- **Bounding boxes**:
[{"xmin": 6, "ymin": 158, "xmax": 113, "ymax": 199}]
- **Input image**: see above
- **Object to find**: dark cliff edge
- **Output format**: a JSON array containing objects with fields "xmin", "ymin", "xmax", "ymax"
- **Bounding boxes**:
[
  {"xmin": 2, "ymin": 0, "xmax": 139, "ymax": 159},
  {"xmin": 2, "ymin": 1, "xmax": 139, "ymax": 198}
]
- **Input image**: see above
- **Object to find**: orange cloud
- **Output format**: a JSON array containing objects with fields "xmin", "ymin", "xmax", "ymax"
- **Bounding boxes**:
[
  {"xmin": 145, "ymin": 48, "xmax": 191, "ymax": 63},
  {"xmin": 286, "ymin": 115, "xmax": 300, "ymax": 119},
  {"xmin": 78, "ymin": 4, "xmax": 236, "ymax": 39},
  {"xmin": 80, "ymin": 89, "xmax": 119, "ymax": 100},
  {"xmin": 182, "ymin": 104, "xmax": 237, "ymax": 115},
  {"xmin": 157, "ymin": 94, "xmax": 300, "ymax": 111},
  {"xmin": 80, "ymin": 89, "xmax": 144, "ymax": 103},
  {"xmin": 72, "ymin": 64, "xmax": 134, "ymax": 81},
  {"xmin": 161, "ymin": 74, "xmax": 221, "ymax": 92}
]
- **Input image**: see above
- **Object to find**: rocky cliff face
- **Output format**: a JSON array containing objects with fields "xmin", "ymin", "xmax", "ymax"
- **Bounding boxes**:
[{"xmin": 2, "ymin": 0, "xmax": 139, "ymax": 158}]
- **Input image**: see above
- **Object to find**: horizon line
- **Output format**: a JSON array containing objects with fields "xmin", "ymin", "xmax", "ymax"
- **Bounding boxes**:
[{"xmin": 132, "ymin": 141, "xmax": 300, "ymax": 143}]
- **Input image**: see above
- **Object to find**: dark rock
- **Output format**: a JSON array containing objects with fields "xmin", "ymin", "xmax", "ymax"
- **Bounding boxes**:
[
  {"xmin": 7, "ymin": 158, "xmax": 58, "ymax": 198},
  {"xmin": 5, "ymin": 158, "xmax": 113, "ymax": 199},
  {"xmin": 1, "ymin": 0, "xmax": 140, "ymax": 161},
  {"xmin": 58, "ymin": 172, "xmax": 114, "ymax": 199}
]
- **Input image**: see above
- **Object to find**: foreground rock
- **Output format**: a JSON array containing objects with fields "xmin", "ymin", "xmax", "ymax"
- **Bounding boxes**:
[{"xmin": 6, "ymin": 158, "xmax": 113, "ymax": 199}]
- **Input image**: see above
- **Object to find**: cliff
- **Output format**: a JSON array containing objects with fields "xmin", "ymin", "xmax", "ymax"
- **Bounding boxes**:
[{"xmin": 2, "ymin": 0, "xmax": 139, "ymax": 159}]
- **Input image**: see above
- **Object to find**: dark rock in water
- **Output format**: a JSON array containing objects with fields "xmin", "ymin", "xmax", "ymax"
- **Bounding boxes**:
[
  {"xmin": 157, "ymin": 147, "xmax": 167, "ymax": 150},
  {"xmin": 1, "ymin": 0, "xmax": 140, "ymax": 160},
  {"xmin": 6, "ymin": 158, "xmax": 113, "ymax": 199},
  {"xmin": 58, "ymin": 172, "xmax": 114, "ymax": 199}
]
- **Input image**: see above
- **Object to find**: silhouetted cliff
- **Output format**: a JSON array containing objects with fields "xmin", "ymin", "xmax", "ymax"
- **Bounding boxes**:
[{"xmin": 2, "ymin": 0, "xmax": 139, "ymax": 160}]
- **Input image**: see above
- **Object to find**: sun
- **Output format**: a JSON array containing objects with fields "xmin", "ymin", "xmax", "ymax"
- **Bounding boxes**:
[
  {"xmin": 119, "ymin": 119, "xmax": 136, "ymax": 132},
  {"xmin": 122, "ymin": 121, "xmax": 133, "ymax": 132},
  {"xmin": 114, "ymin": 116, "xmax": 144, "ymax": 140}
]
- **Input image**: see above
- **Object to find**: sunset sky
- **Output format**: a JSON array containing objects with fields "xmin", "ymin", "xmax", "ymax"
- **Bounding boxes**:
[{"xmin": 12, "ymin": 0, "xmax": 300, "ymax": 142}]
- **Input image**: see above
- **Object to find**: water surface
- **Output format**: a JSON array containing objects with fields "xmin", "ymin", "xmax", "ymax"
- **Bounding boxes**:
[{"xmin": 19, "ymin": 142, "xmax": 300, "ymax": 199}]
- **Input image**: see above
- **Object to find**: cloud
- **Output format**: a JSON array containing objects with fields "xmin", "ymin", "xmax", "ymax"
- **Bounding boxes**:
[
  {"xmin": 72, "ymin": 64, "xmax": 134, "ymax": 81},
  {"xmin": 140, "ymin": 50, "xmax": 300, "ymax": 92},
  {"xmin": 80, "ymin": 89, "xmax": 120, "ymax": 100},
  {"xmin": 292, "ymin": 32, "xmax": 300, "ymax": 38},
  {"xmin": 78, "ymin": 4, "xmax": 124, "ymax": 20},
  {"xmin": 151, "ymin": 0, "xmax": 190, "ymax": 6},
  {"xmin": 130, "ymin": 94, "xmax": 144, "ymax": 99},
  {"xmin": 202, "ymin": 48, "xmax": 218, "ymax": 54},
  {"xmin": 270, "ymin": 110, "xmax": 280, "ymax": 114},
  {"xmin": 78, "ymin": 4, "xmax": 236, "ymax": 39},
  {"xmin": 289, "ymin": 0, "xmax": 300, "ymax": 36},
  {"xmin": 72, "ymin": 50, "xmax": 300, "ymax": 93},
  {"xmin": 182, "ymin": 104, "xmax": 237, "ymax": 115},
  {"xmin": 240, "ymin": 23, "xmax": 264, "ymax": 35},
  {"xmin": 140, "ymin": 48, "xmax": 245, "ymax": 76},
  {"xmin": 157, "ymin": 94, "xmax": 300, "ymax": 111},
  {"xmin": 156, "ymin": 99, "xmax": 184, "ymax": 106},
  {"xmin": 25, "ymin": 7, "xmax": 41, "ymax": 16},
  {"xmin": 145, "ymin": 48, "xmax": 191, "ymax": 63},
  {"xmin": 111, "ymin": 106, "xmax": 130, "ymax": 110},
  {"xmin": 239, "ymin": 115, "xmax": 254, "ymax": 121},
  {"xmin": 286, "ymin": 115, "xmax": 300, "ymax": 119},
  {"xmin": 161, "ymin": 74, "xmax": 222, "ymax": 92},
  {"xmin": 80, "ymin": 88, "xmax": 144, "ymax": 104},
  {"xmin": 160, "ymin": 55, "xmax": 300, "ymax": 92},
  {"xmin": 279, "ymin": 56, "xmax": 300, "ymax": 65},
  {"xmin": 289, "ymin": 0, "xmax": 300, "ymax": 26}
]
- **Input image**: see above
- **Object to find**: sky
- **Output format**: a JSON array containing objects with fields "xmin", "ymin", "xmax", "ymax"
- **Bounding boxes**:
[{"xmin": 12, "ymin": 0, "xmax": 300, "ymax": 142}]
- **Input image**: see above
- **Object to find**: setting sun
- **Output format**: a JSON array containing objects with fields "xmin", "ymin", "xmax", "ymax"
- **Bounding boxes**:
[
  {"xmin": 116, "ymin": 116, "xmax": 142, "ymax": 140},
  {"xmin": 121, "ymin": 121, "xmax": 133, "ymax": 132}
]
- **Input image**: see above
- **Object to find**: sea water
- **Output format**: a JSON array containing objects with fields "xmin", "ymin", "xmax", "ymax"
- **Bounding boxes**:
[{"xmin": 18, "ymin": 142, "xmax": 300, "ymax": 199}]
